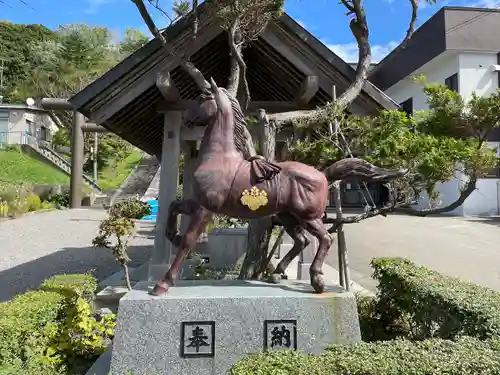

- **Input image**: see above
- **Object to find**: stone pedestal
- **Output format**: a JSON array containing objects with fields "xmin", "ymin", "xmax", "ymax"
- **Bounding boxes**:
[{"xmin": 109, "ymin": 280, "xmax": 361, "ymax": 375}]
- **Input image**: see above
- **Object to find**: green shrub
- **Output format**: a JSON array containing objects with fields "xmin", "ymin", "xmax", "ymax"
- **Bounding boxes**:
[
  {"xmin": 7, "ymin": 198, "xmax": 28, "ymax": 217},
  {"xmin": 371, "ymin": 257, "xmax": 500, "ymax": 340},
  {"xmin": 0, "ymin": 274, "xmax": 114, "ymax": 374},
  {"xmin": 0, "ymin": 290, "xmax": 65, "ymax": 367},
  {"xmin": 0, "ymin": 201, "xmax": 8, "ymax": 217},
  {"xmin": 40, "ymin": 274, "xmax": 114, "ymax": 360},
  {"xmin": 108, "ymin": 197, "xmax": 151, "ymax": 219},
  {"xmin": 40, "ymin": 273, "xmax": 98, "ymax": 303},
  {"xmin": 0, "ymin": 187, "xmax": 17, "ymax": 204},
  {"xmin": 26, "ymin": 193, "xmax": 41, "ymax": 212},
  {"xmin": 47, "ymin": 192, "xmax": 70, "ymax": 208},
  {"xmin": 230, "ymin": 337, "xmax": 500, "ymax": 375}
]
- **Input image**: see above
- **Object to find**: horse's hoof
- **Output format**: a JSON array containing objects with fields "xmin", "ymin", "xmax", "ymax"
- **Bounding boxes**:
[
  {"xmin": 149, "ymin": 282, "xmax": 169, "ymax": 296},
  {"xmin": 310, "ymin": 273, "xmax": 325, "ymax": 293},
  {"xmin": 267, "ymin": 273, "xmax": 283, "ymax": 284}
]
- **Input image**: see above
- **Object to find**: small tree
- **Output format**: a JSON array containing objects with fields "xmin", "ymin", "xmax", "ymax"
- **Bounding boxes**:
[
  {"xmin": 287, "ymin": 84, "xmax": 500, "ymax": 216},
  {"xmin": 92, "ymin": 198, "xmax": 151, "ymax": 290}
]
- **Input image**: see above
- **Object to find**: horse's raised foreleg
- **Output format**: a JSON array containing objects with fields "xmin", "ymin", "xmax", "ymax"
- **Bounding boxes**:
[
  {"xmin": 268, "ymin": 213, "xmax": 310, "ymax": 284},
  {"xmin": 151, "ymin": 206, "xmax": 213, "ymax": 296},
  {"xmin": 305, "ymin": 218, "xmax": 334, "ymax": 293},
  {"xmin": 165, "ymin": 199, "xmax": 199, "ymax": 247}
]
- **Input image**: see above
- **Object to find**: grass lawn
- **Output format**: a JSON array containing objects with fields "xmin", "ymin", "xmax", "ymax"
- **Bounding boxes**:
[
  {"xmin": 0, "ymin": 149, "xmax": 69, "ymax": 187},
  {"xmin": 97, "ymin": 150, "xmax": 142, "ymax": 191}
]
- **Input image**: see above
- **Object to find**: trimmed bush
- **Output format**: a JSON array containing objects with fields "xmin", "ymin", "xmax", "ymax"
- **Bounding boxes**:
[
  {"xmin": 0, "ymin": 273, "xmax": 113, "ymax": 374},
  {"xmin": 371, "ymin": 257, "xmax": 500, "ymax": 340},
  {"xmin": 230, "ymin": 337, "xmax": 500, "ymax": 375},
  {"xmin": 0, "ymin": 290, "xmax": 65, "ymax": 367},
  {"xmin": 41, "ymin": 273, "xmax": 98, "ymax": 303}
]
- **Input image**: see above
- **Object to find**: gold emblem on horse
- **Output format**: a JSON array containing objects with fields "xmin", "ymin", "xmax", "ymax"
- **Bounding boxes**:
[{"xmin": 240, "ymin": 186, "xmax": 268, "ymax": 211}]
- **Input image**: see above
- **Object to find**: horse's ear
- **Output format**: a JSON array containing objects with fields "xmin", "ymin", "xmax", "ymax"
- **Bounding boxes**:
[{"xmin": 209, "ymin": 77, "xmax": 218, "ymax": 93}]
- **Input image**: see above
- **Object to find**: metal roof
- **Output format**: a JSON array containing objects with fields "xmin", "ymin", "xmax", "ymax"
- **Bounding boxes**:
[{"xmin": 69, "ymin": 7, "xmax": 397, "ymax": 157}]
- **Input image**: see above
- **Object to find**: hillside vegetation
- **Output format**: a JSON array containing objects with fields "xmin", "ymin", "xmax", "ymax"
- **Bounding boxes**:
[{"xmin": 0, "ymin": 148, "xmax": 69, "ymax": 187}]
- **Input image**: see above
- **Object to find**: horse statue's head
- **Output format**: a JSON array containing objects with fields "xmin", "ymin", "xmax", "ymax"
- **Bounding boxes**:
[{"xmin": 183, "ymin": 77, "xmax": 232, "ymax": 128}]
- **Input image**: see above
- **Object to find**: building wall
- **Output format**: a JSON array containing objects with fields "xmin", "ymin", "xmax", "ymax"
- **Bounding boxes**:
[
  {"xmin": 384, "ymin": 51, "xmax": 500, "ymax": 216},
  {"xmin": 385, "ymin": 53, "xmax": 460, "ymax": 111},
  {"xmin": 0, "ymin": 108, "xmax": 57, "ymax": 145}
]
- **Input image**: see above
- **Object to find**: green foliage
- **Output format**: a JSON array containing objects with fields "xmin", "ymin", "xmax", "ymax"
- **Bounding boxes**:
[
  {"xmin": 26, "ymin": 193, "xmax": 41, "ymax": 212},
  {"xmin": 0, "ymin": 150, "xmax": 69, "ymax": 186},
  {"xmin": 230, "ymin": 337, "xmax": 500, "ymax": 375},
  {"xmin": 44, "ymin": 191, "xmax": 70, "ymax": 209},
  {"xmin": 288, "ymin": 85, "xmax": 500, "ymax": 201},
  {"xmin": 40, "ymin": 273, "xmax": 98, "ymax": 303},
  {"xmin": 93, "ymin": 197, "xmax": 150, "ymax": 289},
  {"xmin": 119, "ymin": 28, "xmax": 149, "ymax": 56},
  {"xmin": 370, "ymin": 257, "xmax": 500, "ymax": 340},
  {"xmin": 0, "ymin": 274, "xmax": 114, "ymax": 375},
  {"xmin": 0, "ymin": 21, "xmax": 57, "ymax": 102},
  {"xmin": 97, "ymin": 150, "xmax": 142, "ymax": 190},
  {"xmin": 0, "ymin": 184, "xmax": 49, "ymax": 218},
  {"xmin": 52, "ymin": 128, "xmax": 70, "ymax": 149},
  {"xmin": 0, "ymin": 290, "xmax": 64, "ymax": 368},
  {"xmin": 108, "ymin": 197, "xmax": 152, "ymax": 220}
]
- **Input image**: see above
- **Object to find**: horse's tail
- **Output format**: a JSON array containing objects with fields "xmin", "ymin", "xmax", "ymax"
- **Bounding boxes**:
[{"xmin": 323, "ymin": 158, "xmax": 408, "ymax": 182}]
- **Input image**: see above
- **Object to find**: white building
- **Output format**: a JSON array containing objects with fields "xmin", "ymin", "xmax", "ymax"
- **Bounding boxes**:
[
  {"xmin": 370, "ymin": 6, "xmax": 500, "ymax": 216},
  {"xmin": 0, "ymin": 104, "xmax": 59, "ymax": 147}
]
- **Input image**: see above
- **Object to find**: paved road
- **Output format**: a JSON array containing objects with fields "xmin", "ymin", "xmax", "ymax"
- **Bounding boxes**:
[
  {"xmin": 325, "ymin": 214, "xmax": 500, "ymax": 292},
  {"xmin": 0, "ymin": 208, "xmax": 154, "ymax": 302}
]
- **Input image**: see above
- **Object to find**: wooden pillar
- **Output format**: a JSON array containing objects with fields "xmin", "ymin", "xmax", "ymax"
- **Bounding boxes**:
[
  {"xmin": 179, "ymin": 141, "xmax": 197, "ymax": 236},
  {"xmin": 149, "ymin": 111, "xmax": 181, "ymax": 281},
  {"xmin": 70, "ymin": 111, "xmax": 84, "ymax": 208}
]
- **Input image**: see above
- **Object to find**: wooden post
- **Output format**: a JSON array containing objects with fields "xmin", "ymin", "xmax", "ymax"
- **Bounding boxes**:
[
  {"xmin": 70, "ymin": 111, "xmax": 84, "ymax": 208},
  {"xmin": 149, "ymin": 111, "xmax": 181, "ymax": 281},
  {"xmin": 239, "ymin": 109, "xmax": 276, "ymax": 279},
  {"xmin": 332, "ymin": 119, "xmax": 351, "ymax": 291}
]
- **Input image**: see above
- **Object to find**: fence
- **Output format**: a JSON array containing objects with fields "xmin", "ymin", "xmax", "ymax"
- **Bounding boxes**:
[{"xmin": 0, "ymin": 131, "xmax": 31, "ymax": 147}]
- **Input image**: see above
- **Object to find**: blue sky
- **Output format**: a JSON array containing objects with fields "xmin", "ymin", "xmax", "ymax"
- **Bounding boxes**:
[{"xmin": 2, "ymin": 0, "xmax": 500, "ymax": 63}]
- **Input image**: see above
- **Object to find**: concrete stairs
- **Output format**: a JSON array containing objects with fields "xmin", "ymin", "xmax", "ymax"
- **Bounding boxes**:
[
  {"xmin": 110, "ymin": 156, "xmax": 160, "ymax": 205},
  {"xmin": 22, "ymin": 139, "xmax": 104, "ymax": 194}
]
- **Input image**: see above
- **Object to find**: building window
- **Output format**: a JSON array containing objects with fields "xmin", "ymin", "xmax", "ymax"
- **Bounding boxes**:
[
  {"xmin": 445, "ymin": 73, "xmax": 458, "ymax": 92},
  {"xmin": 399, "ymin": 98, "xmax": 413, "ymax": 117}
]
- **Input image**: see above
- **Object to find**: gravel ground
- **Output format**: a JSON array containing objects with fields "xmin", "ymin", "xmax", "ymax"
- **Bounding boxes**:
[{"xmin": 0, "ymin": 208, "xmax": 154, "ymax": 302}]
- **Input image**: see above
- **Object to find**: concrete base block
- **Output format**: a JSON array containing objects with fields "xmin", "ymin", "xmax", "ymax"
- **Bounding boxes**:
[
  {"xmin": 95, "ymin": 286, "xmax": 131, "ymax": 313},
  {"xmin": 85, "ymin": 349, "xmax": 111, "ymax": 375},
  {"xmin": 109, "ymin": 279, "xmax": 361, "ymax": 375},
  {"xmin": 98, "ymin": 267, "xmax": 136, "ymax": 289}
]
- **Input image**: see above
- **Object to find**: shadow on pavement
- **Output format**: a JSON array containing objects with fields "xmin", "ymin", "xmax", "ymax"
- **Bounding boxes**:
[{"xmin": 0, "ymin": 244, "xmax": 153, "ymax": 302}]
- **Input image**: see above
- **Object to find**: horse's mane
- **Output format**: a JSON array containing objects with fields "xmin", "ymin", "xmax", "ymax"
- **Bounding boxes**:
[{"xmin": 217, "ymin": 87, "xmax": 255, "ymax": 159}]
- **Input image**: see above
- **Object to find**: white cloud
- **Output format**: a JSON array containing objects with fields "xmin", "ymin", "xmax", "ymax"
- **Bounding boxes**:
[
  {"xmin": 327, "ymin": 40, "xmax": 399, "ymax": 63},
  {"xmin": 468, "ymin": 0, "xmax": 500, "ymax": 7}
]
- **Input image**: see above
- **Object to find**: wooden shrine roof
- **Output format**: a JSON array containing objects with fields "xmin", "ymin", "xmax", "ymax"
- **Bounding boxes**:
[{"xmin": 69, "ymin": 5, "xmax": 398, "ymax": 157}]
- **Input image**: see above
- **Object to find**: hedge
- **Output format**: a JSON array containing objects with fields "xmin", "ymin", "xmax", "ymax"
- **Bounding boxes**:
[
  {"xmin": 40, "ymin": 273, "xmax": 98, "ymax": 302},
  {"xmin": 0, "ymin": 273, "xmax": 114, "ymax": 374},
  {"xmin": 370, "ymin": 257, "xmax": 500, "ymax": 340},
  {"xmin": 0, "ymin": 290, "xmax": 64, "ymax": 366},
  {"xmin": 229, "ymin": 337, "xmax": 500, "ymax": 375}
]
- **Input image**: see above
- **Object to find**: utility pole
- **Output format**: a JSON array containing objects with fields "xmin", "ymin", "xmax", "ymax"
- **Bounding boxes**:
[
  {"xmin": 93, "ymin": 132, "xmax": 99, "ymax": 181},
  {"xmin": 0, "ymin": 58, "xmax": 6, "ymax": 104}
]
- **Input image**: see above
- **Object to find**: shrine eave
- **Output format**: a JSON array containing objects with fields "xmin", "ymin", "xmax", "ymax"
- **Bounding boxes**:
[{"xmin": 69, "ymin": 6, "xmax": 398, "ymax": 157}]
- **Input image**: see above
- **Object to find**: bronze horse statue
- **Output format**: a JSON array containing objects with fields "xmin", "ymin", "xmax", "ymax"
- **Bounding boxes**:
[{"xmin": 151, "ymin": 78, "xmax": 407, "ymax": 296}]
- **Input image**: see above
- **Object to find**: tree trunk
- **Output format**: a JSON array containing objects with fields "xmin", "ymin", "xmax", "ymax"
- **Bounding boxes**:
[
  {"xmin": 239, "ymin": 110, "xmax": 276, "ymax": 279},
  {"xmin": 123, "ymin": 263, "xmax": 132, "ymax": 291},
  {"xmin": 398, "ymin": 175, "xmax": 477, "ymax": 217}
]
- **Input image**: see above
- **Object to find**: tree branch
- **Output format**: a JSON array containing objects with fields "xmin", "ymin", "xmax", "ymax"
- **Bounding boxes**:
[
  {"xmin": 130, "ymin": 0, "xmax": 209, "ymax": 91},
  {"xmin": 227, "ymin": 17, "xmax": 251, "ymax": 110},
  {"xmin": 336, "ymin": 0, "xmax": 370, "ymax": 109}
]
